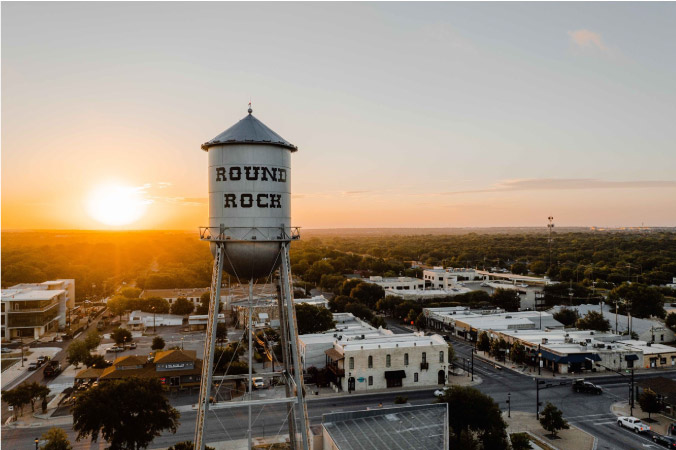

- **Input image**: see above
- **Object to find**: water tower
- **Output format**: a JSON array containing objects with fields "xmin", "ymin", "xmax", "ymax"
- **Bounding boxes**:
[{"xmin": 193, "ymin": 106, "xmax": 310, "ymax": 450}]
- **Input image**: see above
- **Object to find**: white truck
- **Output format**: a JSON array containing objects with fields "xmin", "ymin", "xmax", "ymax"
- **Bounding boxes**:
[{"xmin": 617, "ymin": 416, "xmax": 651, "ymax": 433}]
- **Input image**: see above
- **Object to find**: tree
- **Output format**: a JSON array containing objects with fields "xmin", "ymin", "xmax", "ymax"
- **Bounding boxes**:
[
  {"xmin": 575, "ymin": 311, "xmax": 610, "ymax": 332},
  {"xmin": 491, "ymin": 289, "xmax": 521, "ymax": 312},
  {"xmin": 436, "ymin": 385, "xmax": 509, "ymax": 449},
  {"xmin": 638, "ymin": 388, "xmax": 661, "ymax": 419},
  {"xmin": 40, "ymin": 427, "xmax": 73, "ymax": 450},
  {"xmin": 414, "ymin": 312, "xmax": 426, "ymax": 330},
  {"xmin": 667, "ymin": 313, "xmax": 676, "ymax": 332},
  {"xmin": 195, "ymin": 292, "xmax": 221, "ymax": 315},
  {"xmin": 511, "ymin": 262, "xmax": 528, "ymax": 275},
  {"xmin": 142, "ymin": 297, "xmax": 170, "ymax": 314},
  {"xmin": 338, "ymin": 279, "xmax": 363, "ymax": 297},
  {"xmin": 529, "ymin": 261, "xmax": 547, "ymax": 275},
  {"xmin": 294, "ymin": 303, "xmax": 335, "ymax": 335},
  {"xmin": 85, "ymin": 354, "xmax": 112, "ymax": 369},
  {"xmin": 1, "ymin": 385, "xmax": 31, "ymax": 417},
  {"xmin": 216, "ymin": 322, "xmax": 228, "ymax": 345},
  {"xmin": 447, "ymin": 344, "xmax": 456, "ymax": 367},
  {"xmin": 349, "ymin": 282, "xmax": 386, "ymax": 309},
  {"xmin": 24, "ymin": 382, "xmax": 50, "ymax": 412},
  {"xmin": 73, "ymin": 378, "xmax": 179, "ymax": 450},
  {"xmin": 510, "ymin": 342, "xmax": 527, "ymax": 365},
  {"xmin": 170, "ymin": 297, "xmax": 194, "ymax": 316},
  {"xmin": 120, "ymin": 287, "xmax": 142, "ymax": 299},
  {"xmin": 166, "ymin": 442, "xmax": 214, "ymax": 450},
  {"xmin": 611, "ymin": 283, "xmax": 666, "ymax": 319},
  {"xmin": 107, "ymin": 296, "xmax": 129, "ymax": 320},
  {"xmin": 477, "ymin": 332, "xmax": 491, "ymax": 353},
  {"xmin": 510, "ymin": 433, "xmax": 532, "ymax": 450},
  {"xmin": 67, "ymin": 340, "xmax": 91, "ymax": 368},
  {"xmin": 345, "ymin": 302, "xmax": 374, "ymax": 322},
  {"xmin": 111, "ymin": 327, "xmax": 133, "ymax": 346},
  {"xmin": 553, "ymin": 308, "xmax": 579, "ymax": 327},
  {"xmin": 539, "ymin": 402, "xmax": 569, "ymax": 437},
  {"xmin": 84, "ymin": 330, "xmax": 102, "ymax": 351},
  {"xmin": 151, "ymin": 336, "xmax": 166, "ymax": 351}
]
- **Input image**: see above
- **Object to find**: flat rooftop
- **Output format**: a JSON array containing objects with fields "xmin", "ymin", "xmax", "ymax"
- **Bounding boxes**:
[
  {"xmin": 323, "ymin": 403, "xmax": 447, "ymax": 450},
  {"xmin": 1, "ymin": 288, "xmax": 65, "ymax": 301},
  {"xmin": 338, "ymin": 333, "xmax": 446, "ymax": 351}
]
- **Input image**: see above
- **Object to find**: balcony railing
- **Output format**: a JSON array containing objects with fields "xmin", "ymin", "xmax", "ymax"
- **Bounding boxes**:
[
  {"xmin": 420, "ymin": 362, "xmax": 429, "ymax": 370},
  {"xmin": 199, "ymin": 226, "xmax": 300, "ymax": 242},
  {"xmin": 327, "ymin": 364, "xmax": 345, "ymax": 377}
]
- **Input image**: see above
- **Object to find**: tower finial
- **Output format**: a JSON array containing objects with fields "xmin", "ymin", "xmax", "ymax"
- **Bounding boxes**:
[{"xmin": 248, "ymin": 100, "xmax": 252, "ymax": 114}]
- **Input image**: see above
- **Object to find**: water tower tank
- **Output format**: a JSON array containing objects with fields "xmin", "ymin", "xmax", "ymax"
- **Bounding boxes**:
[{"xmin": 201, "ymin": 107, "xmax": 297, "ymax": 280}]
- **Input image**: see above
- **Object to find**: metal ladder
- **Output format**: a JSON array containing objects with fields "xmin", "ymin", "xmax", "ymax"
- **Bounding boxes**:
[{"xmin": 194, "ymin": 244, "xmax": 224, "ymax": 450}]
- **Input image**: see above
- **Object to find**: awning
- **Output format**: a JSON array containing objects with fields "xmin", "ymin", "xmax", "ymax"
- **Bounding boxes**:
[
  {"xmin": 325, "ymin": 348, "xmax": 344, "ymax": 361},
  {"xmin": 384, "ymin": 370, "xmax": 407, "ymax": 380},
  {"xmin": 625, "ymin": 354, "xmax": 639, "ymax": 361},
  {"xmin": 539, "ymin": 350, "xmax": 601, "ymax": 364}
]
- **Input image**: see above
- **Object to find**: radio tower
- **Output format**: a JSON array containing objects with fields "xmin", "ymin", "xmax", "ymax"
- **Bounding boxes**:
[{"xmin": 547, "ymin": 216, "xmax": 555, "ymax": 272}]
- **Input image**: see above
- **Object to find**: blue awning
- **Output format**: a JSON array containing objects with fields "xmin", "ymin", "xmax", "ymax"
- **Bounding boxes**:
[
  {"xmin": 539, "ymin": 350, "xmax": 601, "ymax": 364},
  {"xmin": 625, "ymin": 354, "xmax": 639, "ymax": 361}
]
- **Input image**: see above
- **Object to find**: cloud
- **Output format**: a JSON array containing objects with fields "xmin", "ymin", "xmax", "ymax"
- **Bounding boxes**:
[
  {"xmin": 439, "ymin": 178, "xmax": 676, "ymax": 195},
  {"xmin": 568, "ymin": 29, "xmax": 608, "ymax": 51}
]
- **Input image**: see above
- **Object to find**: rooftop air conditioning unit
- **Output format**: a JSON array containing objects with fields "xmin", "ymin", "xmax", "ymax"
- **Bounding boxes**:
[
  {"xmin": 590, "ymin": 331, "xmax": 595, "ymax": 335},
  {"xmin": 647, "ymin": 342, "xmax": 652, "ymax": 347},
  {"xmin": 586, "ymin": 339, "xmax": 592, "ymax": 343},
  {"xmin": 606, "ymin": 345, "xmax": 612, "ymax": 349},
  {"xmin": 542, "ymin": 338, "xmax": 548, "ymax": 344},
  {"xmin": 505, "ymin": 316, "xmax": 512, "ymax": 319}
]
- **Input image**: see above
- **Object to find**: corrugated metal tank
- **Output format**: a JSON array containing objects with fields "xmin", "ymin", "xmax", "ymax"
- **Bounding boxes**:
[{"xmin": 202, "ymin": 108, "xmax": 297, "ymax": 280}]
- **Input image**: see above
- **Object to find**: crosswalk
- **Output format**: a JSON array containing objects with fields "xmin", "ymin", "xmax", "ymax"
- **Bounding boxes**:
[{"xmin": 565, "ymin": 412, "xmax": 619, "ymax": 426}]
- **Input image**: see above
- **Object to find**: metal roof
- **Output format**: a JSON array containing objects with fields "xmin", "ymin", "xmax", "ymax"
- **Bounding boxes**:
[
  {"xmin": 322, "ymin": 403, "xmax": 447, "ymax": 450},
  {"xmin": 201, "ymin": 109, "xmax": 297, "ymax": 151}
]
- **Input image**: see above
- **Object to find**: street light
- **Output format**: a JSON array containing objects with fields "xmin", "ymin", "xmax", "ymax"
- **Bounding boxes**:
[
  {"xmin": 35, "ymin": 437, "xmax": 39, "ymax": 450},
  {"xmin": 507, "ymin": 393, "xmax": 511, "ymax": 418}
]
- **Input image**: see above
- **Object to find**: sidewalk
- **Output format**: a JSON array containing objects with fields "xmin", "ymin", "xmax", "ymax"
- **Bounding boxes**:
[
  {"xmin": 611, "ymin": 401, "xmax": 674, "ymax": 435},
  {"xmin": 505, "ymin": 411, "xmax": 595, "ymax": 450}
]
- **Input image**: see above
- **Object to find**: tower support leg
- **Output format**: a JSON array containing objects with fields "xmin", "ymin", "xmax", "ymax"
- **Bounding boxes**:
[
  {"xmin": 280, "ymin": 243, "xmax": 311, "ymax": 450},
  {"xmin": 194, "ymin": 244, "xmax": 224, "ymax": 450}
]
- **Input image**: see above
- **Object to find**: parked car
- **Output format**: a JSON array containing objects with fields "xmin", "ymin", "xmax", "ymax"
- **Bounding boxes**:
[
  {"xmin": 252, "ymin": 377, "xmax": 265, "ymax": 389},
  {"xmin": 653, "ymin": 434, "xmax": 676, "ymax": 448},
  {"xmin": 126, "ymin": 342, "xmax": 137, "ymax": 350},
  {"xmin": 105, "ymin": 346, "xmax": 124, "ymax": 353},
  {"xmin": 27, "ymin": 362, "xmax": 40, "ymax": 371},
  {"xmin": 36, "ymin": 355, "xmax": 50, "ymax": 366},
  {"xmin": 434, "ymin": 387, "xmax": 450, "ymax": 397},
  {"xmin": 44, "ymin": 360, "xmax": 62, "ymax": 378},
  {"xmin": 572, "ymin": 379, "xmax": 603, "ymax": 395},
  {"xmin": 1, "ymin": 347, "xmax": 13, "ymax": 353},
  {"xmin": 617, "ymin": 416, "xmax": 650, "ymax": 433}
]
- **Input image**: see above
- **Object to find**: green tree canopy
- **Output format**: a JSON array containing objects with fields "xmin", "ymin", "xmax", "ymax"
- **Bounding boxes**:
[
  {"xmin": 667, "ymin": 312, "xmax": 676, "ymax": 332},
  {"xmin": 84, "ymin": 330, "xmax": 102, "ymax": 351},
  {"xmin": 170, "ymin": 297, "xmax": 194, "ymax": 316},
  {"xmin": 151, "ymin": 336, "xmax": 166, "ymax": 351},
  {"xmin": 67, "ymin": 340, "xmax": 91, "ymax": 368},
  {"xmin": 553, "ymin": 308, "xmax": 579, "ymax": 327},
  {"xmin": 477, "ymin": 332, "xmax": 491, "ymax": 353},
  {"xmin": 575, "ymin": 311, "xmax": 611, "ymax": 332},
  {"xmin": 638, "ymin": 388, "xmax": 661, "ymax": 419},
  {"xmin": 111, "ymin": 327, "xmax": 133, "ymax": 346},
  {"xmin": 1, "ymin": 384, "xmax": 32, "ymax": 417},
  {"xmin": 40, "ymin": 427, "xmax": 73, "ymax": 450},
  {"xmin": 491, "ymin": 289, "xmax": 521, "ymax": 312},
  {"xmin": 295, "ymin": 303, "xmax": 335, "ymax": 335},
  {"xmin": 119, "ymin": 287, "xmax": 142, "ymax": 299},
  {"xmin": 349, "ymin": 282, "xmax": 386, "ymax": 309},
  {"xmin": 611, "ymin": 283, "xmax": 666, "ymax": 319},
  {"xmin": 72, "ymin": 378, "xmax": 179, "ymax": 450},
  {"xmin": 436, "ymin": 385, "xmax": 509, "ymax": 449},
  {"xmin": 539, "ymin": 402, "xmax": 569, "ymax": 437},
  {"xmin": 142, "ymin": 297, "xmax": 170, "ymax": 314},
  {"xmin": 166, "ymin": 442, "xmax": 214, "ymax": 450},
  {"xmin": 85, "ymin": 354, "xmax": 112, "ymax": 369}
]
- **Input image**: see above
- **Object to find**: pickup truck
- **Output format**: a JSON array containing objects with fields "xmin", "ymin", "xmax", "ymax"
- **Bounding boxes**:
[
  {"xmin": 572, "ymin": 379, "xmax": 603, "ymax": 395},
  {"xmin": 617, "ymin": 416, "xmax": 651, "ymax": 433},
  {"xmin": 44, "ymin": 360, "xmax": 62, "ymax": 377}
]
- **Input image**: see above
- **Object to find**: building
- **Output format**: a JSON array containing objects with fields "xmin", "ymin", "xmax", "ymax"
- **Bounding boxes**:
[
  {"xmin": 1, "ymin": 279, "xmax": 75, "ymax": 340},
  {"xmin": 140, "ymin": 288, "xmax": 229, "ymax": 309},
  {"xmin": 294, "ymin": 295, "xmax": 329, "ymax": 309},
  {"xmin": 321, "ymin": 404, "xmax": 448, "ymax": 450},
  {"xmin": 549, "ymin": 304, "xmax": 676, "ymax": 343},
  {"xmin": 82, "ymin": 349, "xmax": 203, "ymax": 390},
  {"xmin": 127, "ymin": 310, "xmax": 184, "ymax": 330},
  {"xmin": 423, "ymin": 267, "xmax": 480, "ymax": 289},
  {"xmin": 618, "ymin": 340, "xmax": 676, "ymax": 369},
  {"xmin": 233, "ymin": 297, "xmax": 279, "ymax": 328},
  {"xmin": 384, "ymin": 288, "xmax": 472, "ymax": 302},
  {"xmin": 188, "ymin": 313, "xmax": 226, "ymax": 331},
  {"xmin": 325, "ymin": 333, "xmax": 449, "ymax": 392},
  {"xmin": 363, "ymin": 276, "xmax": 424, "ymax": 292},
  {"xmin": 298, "ymin": 313, "xmax": 388, "ymax": 369}
]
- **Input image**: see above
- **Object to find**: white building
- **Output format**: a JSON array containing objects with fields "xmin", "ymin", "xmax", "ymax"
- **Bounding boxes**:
[
  {"xmin": 363, "ymin": 276, "xmax": 424, "ymax": 292},
  {"xmin": 423, "ymin": 267, "xmax": 480, "ymax": 289},
  {"xmin": 326, "ymin": 333, "xmax": 449, "ymax": 391},
  {"xmin": 127, "ymin": 310, "xmax": 184, "ymax": 330},
  {"xmin": 294, "ymin": 295, "xmax": 329, "ymax": 309},
  {"xmin": 384, "ymin": 287, "xmax": 472, "ymax": 301},
  {"xmin": 140, "ymin": 288, "xmax": 231, "ymax": 309},
  {"xmin": 1, "ymin": 279, "xmax": 75, "ymax": 340}
]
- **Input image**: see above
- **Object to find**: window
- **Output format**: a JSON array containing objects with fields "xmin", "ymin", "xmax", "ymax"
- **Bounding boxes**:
[
  {"xmin": 368, "ymin": 356, "xmax": 373, "ymax": 368},
  {"xmin": 386, "ymin": 354, "xmax": 391, "ymax": 367},
  {"xmin": 349, "ymin": 357, "xmax": 354, "ymax": 370},
  {"xmin": 414, "ymin": 373, "xmax": 418, "ymax": 382},
  {"xmin": 422, "ymin": 352, "xmax": 427, "ymax": 363},
  {"xmin": 404, "ymin": 353, "xmax": 409, "ymax": 366},
  {"xmin": 368, "ymin": 376, "xmax": 373, "ymax": 386},
  {"xmin": 439, "ymin": 351, "xmax": 444, "ymax": 363},
  {"xmin": 661, "ymin": 335, "xmax": 665, "ymax": 341},
  {"xmin": 661, "ymin": 358, "xmax": 667, "ymax": 365}
]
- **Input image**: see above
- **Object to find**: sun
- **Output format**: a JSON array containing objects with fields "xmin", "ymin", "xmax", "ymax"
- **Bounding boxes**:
[{"xmin": 86, "ymin": 183, "xmax": 149, "ymax": 226}]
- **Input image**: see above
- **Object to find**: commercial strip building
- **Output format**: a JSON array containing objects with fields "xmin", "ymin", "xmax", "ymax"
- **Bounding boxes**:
[
  {"xmin": 362, "ymin": 276, "xmax": 425, "ymax": 291},
  {"xmin": 75, "ymin": 349, "xmax": 202, "ymax": 390},
  {"xmin": 1, "ymin": 279, "xmax": 75, "ymax": 340},
  {"xmin": 140, "ymin": 287, "xmax": 228, "ymax": 309},
  {"xmin": 423, "ymin": 267, "xmax": 481, "ymax": 289},
  {"xmin": 549, "ymin": 304, "xmax": 676, "ymax": 344},
  {"xmin": 320, "ymin": 403, "xmax": 449, "ymax": 450},
  {"xmin": 384, "ymin": 288, "xmax": 472, "ymax": 301}
]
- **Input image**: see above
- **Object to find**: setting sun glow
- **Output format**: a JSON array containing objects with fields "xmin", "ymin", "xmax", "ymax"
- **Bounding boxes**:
[{"xmin": 86, "ymin": 183, "xmax": 149, "ymax": 226}]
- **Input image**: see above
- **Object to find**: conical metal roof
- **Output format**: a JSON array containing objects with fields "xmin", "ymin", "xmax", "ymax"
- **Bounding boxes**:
[{"xmin": 201, "ymin": 109, "xmax": 297, "ymax": 152}]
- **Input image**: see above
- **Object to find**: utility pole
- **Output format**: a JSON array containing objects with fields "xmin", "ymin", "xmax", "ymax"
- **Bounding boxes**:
[
  {"xmin": 535, "ymin": 378, "xmax": 540, "ymax": 417},
  {"xmin": 547, "ymin": 217, "xmax": 554, "ymax": 271},
  {"xmin": 507, "ymin": 392, "xmax": 511, "ymax": 418},
  {"xmin": 630, "ymin": 369, "xmax": 635, "ymax": 416},
  {"xmin": 538, "ymin": 344, "xmax": 541, "ymax": 376},
  {"xmin": 471, "ymin": 349, "xmax": 474, "ymax": 382}
]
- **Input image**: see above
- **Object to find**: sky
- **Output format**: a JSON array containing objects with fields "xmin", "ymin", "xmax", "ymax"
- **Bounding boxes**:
[{"xmin": 2, "ymin": 2, "xmax": 675, "ymax": 230}]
